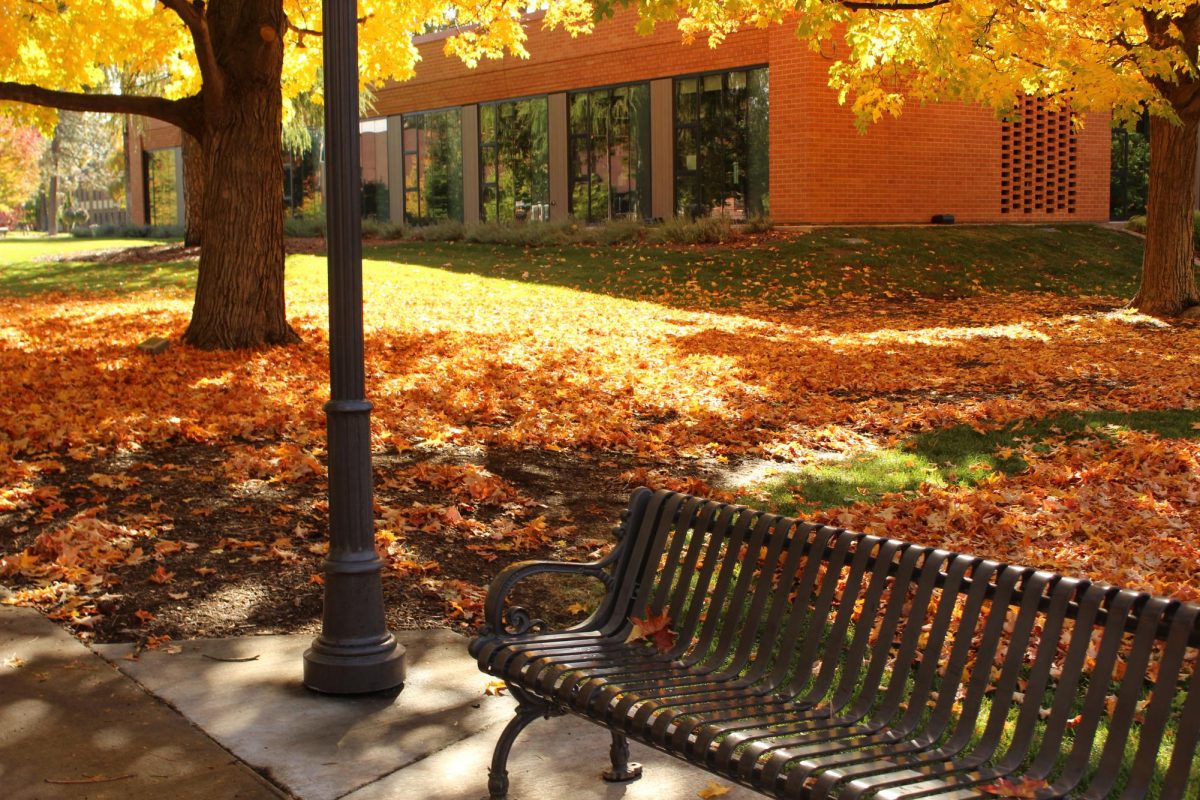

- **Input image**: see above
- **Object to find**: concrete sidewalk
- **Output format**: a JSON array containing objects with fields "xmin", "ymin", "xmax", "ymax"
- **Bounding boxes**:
[
  {"xmin": 0, "ymin": 606, "xmax": 283, "ymax": 799},
  {"xmin": 1, "ymin": 606, "xmax": 756, "ymax": 800}
]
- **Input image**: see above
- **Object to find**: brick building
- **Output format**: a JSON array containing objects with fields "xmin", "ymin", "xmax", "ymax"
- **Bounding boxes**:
[{"xmin": 128, "ymin": 9, "xmax": 1113, "ymax": 227}]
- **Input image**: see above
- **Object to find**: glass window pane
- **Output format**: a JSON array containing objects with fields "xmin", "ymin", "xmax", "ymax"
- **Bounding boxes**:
[
  {"xmin": 674, "ymin": 67, "xmax": 768, "ymax": 221},
  {"xmin": 569, "ymin": 93, "xmax": 589, "ymax": 136},
  {"xmin": 400, "ymin": 108, "xmax": 463, "ymax": 225},
  {"xmin": 630, "ymin": 84, "xmax": 651, "ymax": 218},
  {"xmin": 676, "ymin": 78, "xmax": 698, "ymax": 122},
  {"xmin": 405, "ymin": 189, "xmax": 421, "ymax": 222},
  {"xmin": 147, "ymin": 149, "xmax": 180, "ymax": 226},
  {"xmin": 404, "ymin": 152, "xmax": 419, "ymax": 190},
  {"xmin": 747, "ymin": 68, "xmax": 770, "ymax": 217},
  {"xmin": 480, "ymin": 106, "xmax": 496, "ymax": 142}
]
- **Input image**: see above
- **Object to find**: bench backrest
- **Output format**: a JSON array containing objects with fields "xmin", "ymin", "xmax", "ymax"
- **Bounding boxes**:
[{"xmin": 600, "ymin": 488, "xmax": 1200, "ymax": 798}]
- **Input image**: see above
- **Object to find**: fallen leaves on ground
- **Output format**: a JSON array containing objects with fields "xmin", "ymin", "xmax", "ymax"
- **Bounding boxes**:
[{"xmin": 0, "ymin": 251, "xmax": 1198, "ymax": 638}]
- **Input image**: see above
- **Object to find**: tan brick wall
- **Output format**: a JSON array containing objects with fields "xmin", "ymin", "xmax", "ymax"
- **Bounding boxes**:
[{"xmin": 375, "ymin": 9, "xmax": 1110, "ymax": 224}]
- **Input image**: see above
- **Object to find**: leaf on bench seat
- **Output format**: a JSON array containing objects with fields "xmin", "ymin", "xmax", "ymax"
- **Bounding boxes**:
[
  {"xmin": 627, "ymin": 608, "xmax": 676, "ymax": 653},
  {"xmin": 982, "ymin": 777, "xmax": 1050, "ymax": 799}
]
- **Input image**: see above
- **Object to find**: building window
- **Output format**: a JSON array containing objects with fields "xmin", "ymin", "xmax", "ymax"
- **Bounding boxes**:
[
  {"xmin": 674, "ymin": 67, "xmax": 769, "ymax": 220},
  {"xmin": 360, "ymin": 118, "xmax": 390, "ymax": 221},
  {"xmin": 284, "ymin": 131, "xmax": 322, "ymax": 217},
  {"xmin": 480, "ymin": 98, "xmax": 549, "ymax": 224},
  {"xmin": 401, "ymin": 109, "xmax": 464, "ymax": 225},
  {"xmin": 146, "ymin": 147, "xmax": 181, "ymax": 226},
  {"xmin": 568, "ymin": 84, "xmax": 651, "ymax": 223}
]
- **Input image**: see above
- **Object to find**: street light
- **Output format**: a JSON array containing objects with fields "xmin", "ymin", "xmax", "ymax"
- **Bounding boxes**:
[{"xmin": 302, "ymin": 0, "xmax": 407, "ymax": 695}]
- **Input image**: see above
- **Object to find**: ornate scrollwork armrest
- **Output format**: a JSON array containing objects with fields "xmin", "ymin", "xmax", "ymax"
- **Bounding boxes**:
[{"xmin": 478, "ymin": 553, "xmax": 618, "ymax": 642}]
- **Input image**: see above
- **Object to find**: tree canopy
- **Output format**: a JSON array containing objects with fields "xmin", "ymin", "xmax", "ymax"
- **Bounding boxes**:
[
  {"xmin": 608, "ymin": 1, "xmax": 1196, "ymax": 123},
  {"xmin": 0, "ymin": 1, "xmax": 595, "ymax": 136},
  {"xmin": 0, "ymin": 118, "xmax": 43, "ymax": 218}
]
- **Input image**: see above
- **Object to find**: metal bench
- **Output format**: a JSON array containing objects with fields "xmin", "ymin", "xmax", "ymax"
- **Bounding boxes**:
[{"xmin": 471, "ymin": 488, "xmax": 1200, "ymax": 799}]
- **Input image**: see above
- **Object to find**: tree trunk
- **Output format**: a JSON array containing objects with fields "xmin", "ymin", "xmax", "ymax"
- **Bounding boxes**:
[
  {"xmin": 47, "ymin": 174, "xmax": 58, "ymax": 236},
  {"xmin": 183, "ymin": 1, "xmax": 298, "ymax": 349},
  {"xmin": 182, "ymin": 132, "xmax": 205, "ymax": 247},
  {"xmin": 47, "ymin": 130, "xmax": 59, "ymax": 235},
  {"xmin": 1132, "ymin": 114, "xmax": 1200, "ymax": 316}
]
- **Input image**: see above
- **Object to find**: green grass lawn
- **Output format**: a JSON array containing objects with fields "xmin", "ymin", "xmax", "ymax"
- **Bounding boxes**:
[
  {"xmin": 365, "ymin": 223, "xmax": 1145, "ymax": 308},
  {"xmin": 0, "ymin": 234, "xmax": 191, "ymax": 295},
  {"xmin": 1, "ymin": 224, "xmax": 1144, "ymax": 304},
  {"xmin": 752, "ymin": 409, "xmax": 1200, "ymax": 515}
]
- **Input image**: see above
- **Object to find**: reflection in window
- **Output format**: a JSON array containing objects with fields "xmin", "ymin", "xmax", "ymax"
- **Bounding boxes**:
[
  {"xmin": 480, "ymin": 98, "xmax": 549, "ymax": 224},
  {"xmin": 675, "ymin": 67, "xmax": 768, "ymax": 220},
  {"xmin": 146, "ymin": 148, "xmax": 180, "ymax": 226},
  {"xmin": 402, "ymin": 109, "xmax": 464, "ymax": 225},
  {"xmin": 284, "ymin": 130, "xmax": 322, "ymax": 217},
  {"xmin": 568, "ymin": 84, "xmax": 651, "ymax": 223},
  {"xmin": 360, "ymin": 118, "xmax": 389, "ymax": 221}
]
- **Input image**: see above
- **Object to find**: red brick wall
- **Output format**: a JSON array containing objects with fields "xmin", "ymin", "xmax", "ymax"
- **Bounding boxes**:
[{"xmin": 375, "ymin": 9, "xmax": 1110, "ymax": 223}]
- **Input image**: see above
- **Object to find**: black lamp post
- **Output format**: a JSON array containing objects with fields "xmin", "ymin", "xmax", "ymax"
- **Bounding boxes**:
[{"xmin": 302, "ymin": 0, "xmax": 406, "ymax": 694}]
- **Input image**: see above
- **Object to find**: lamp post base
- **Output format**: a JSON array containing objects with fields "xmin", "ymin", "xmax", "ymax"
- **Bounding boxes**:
[{"xmin": 303, "ymin": 636, "xmax": 407, "ymax": 695}]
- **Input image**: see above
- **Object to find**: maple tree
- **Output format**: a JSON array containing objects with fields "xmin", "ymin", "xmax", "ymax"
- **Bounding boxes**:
[
  {"xmin": 0, "ymin": 118, "xmax": 44, "ymax": 221},
  {"xmin": 0, "ymin": 0, "xmax": 594, "ymax": 348},
  {"xmin": 600, "ymin": 0, "xmax": 1200, "ymax": 317}
]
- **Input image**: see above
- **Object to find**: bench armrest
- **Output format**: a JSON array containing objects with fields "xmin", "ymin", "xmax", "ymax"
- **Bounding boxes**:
[{"xmin": 480, "ymin": 551, "xmax": 618, "ymax": 640}]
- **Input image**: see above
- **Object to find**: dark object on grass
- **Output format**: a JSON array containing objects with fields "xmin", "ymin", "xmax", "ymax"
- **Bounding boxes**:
[
  {"xmin": 932, "ymin": 213, "xmax": 956, "ymax": 224},
  {"xmin": 472, "ymin": 488, "xmax": 1200, "ymax": 799}
]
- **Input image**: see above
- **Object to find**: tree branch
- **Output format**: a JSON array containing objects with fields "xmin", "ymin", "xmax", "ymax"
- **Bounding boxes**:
[
  {"xmin": 840, "ymin": 0, "xmax": 950, "ymax": 9},
  {"xmin": 158, "ymin": 0, "xmax": 224, "ymax": 111},
  {"xmin": 0, "ymin": 82, "xmax": 203, "ymax": 138},
  {"xmin": 284, "ymin": 13, "xmax": 373, "ymax": 38}
]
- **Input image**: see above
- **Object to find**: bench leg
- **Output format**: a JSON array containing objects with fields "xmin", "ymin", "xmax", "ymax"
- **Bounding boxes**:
[
  {"xmin": 487, "ymin": 687, "xmax": 556, "ymax": 800},
  {"xmin": 601, "ymin": 731, "xmax": 643, "ymax": 782}
]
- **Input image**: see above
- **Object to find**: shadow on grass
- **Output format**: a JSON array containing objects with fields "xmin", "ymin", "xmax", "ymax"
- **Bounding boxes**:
[
  {"xmin": 751, "ymin": 409, "xmax": 1200, "ymax": 516},
  {"xmin": 0, "ymin": 259, "xmax": 196, "ymax": 297},
  {"xmin": 363, "ymin": 224, "xmax": 1144, "ymax": 311}
]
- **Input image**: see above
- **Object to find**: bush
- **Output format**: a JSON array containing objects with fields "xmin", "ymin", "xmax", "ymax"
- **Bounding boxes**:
[
  {"xmin": 360, "ymin": 218, "xmax": 383, "ymax": 239},
  {"xmin": 406, "ymin": 220, "xmax": 465, "ymax": 242},
  {"xmin": 1127, "ymin": 212, "xmax": 1200, "ymax": 250},
  {"xmin": 741, "ymin": 215, "xmax": 775, "ymax": 234},
  {"xmin": 463, "ymin": 220, "xmax": 577, "ymax": 246},
  {"xmin": 574, "ymin": 218, "xmax": 644, "ymax": 246},
  {"xmin": 70, "ymin": 223, "xmax": 181, "ymax": 239},
  {"xmin": 377, "ymin": 222, "xmax": 407, "ymax": 240},
  {"xmin": 647, "ymin": 215, "xmax": 736, "ymax": 245},
  {"xmin": 284, "ymin": 216, "xmax": 326, "ymax": 238}
]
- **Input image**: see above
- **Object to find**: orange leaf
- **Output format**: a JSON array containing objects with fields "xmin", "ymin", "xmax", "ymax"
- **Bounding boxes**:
[
  {"xmin": 148, "ymin": 566, "xmax": 174, "ymax": 584},
  {"xmin": 133, "ymin": 609, "xmax": 155, "ymax": 624},
  {"xmin": 982, "ymin": 778, "xmax": 1051, "ymax": 798},
  {"xmin": 627, "ymin": 608, "xmax": 677, "ymax": 653}
]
